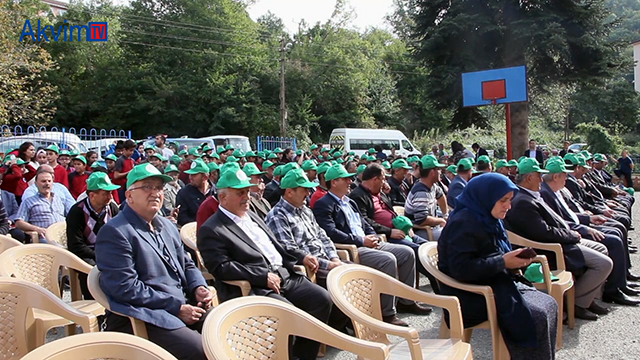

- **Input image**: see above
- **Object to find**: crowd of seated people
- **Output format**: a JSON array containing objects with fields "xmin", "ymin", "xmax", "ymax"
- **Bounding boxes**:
[{"xmin": 3, "ymin": 137, "xmax": 638, "ymax": 360}]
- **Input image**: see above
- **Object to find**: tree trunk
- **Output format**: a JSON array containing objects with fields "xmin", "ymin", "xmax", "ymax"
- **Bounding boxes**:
[{"xmin": 510, "ymin": 102, "xmax": 529, "ymax": 160}]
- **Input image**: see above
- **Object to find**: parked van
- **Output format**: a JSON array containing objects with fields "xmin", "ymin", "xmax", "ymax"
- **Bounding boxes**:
[
  {"xmin": 329, "ymin": 128, "xmax": 420, "ymax": 158},
  {"xmin": 0, "ymin": 131, "xmax": 88, "ymax": 156},
  {"xmin": 200, "ymin": 135, "xmax": 252, "ymax": 152}
]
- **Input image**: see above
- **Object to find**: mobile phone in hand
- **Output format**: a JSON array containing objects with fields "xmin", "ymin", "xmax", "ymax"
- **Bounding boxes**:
[{"xmin": 516, "ymin": 247, "xmax": 537, "ymax": 259}]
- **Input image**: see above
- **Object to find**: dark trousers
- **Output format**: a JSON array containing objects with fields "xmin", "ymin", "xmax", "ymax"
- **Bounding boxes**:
[
  {"xmin": 264, "ymin": 272, "xmax": 332, "ymax": 360},
  {"xmin": 584, "ymin": 231, "xmax": 627, "ymax": 293},
  {"xmin": 8, "ymin": 228, "xmax": 26, "ymax": 243},
  {"xmin": 105, "ymin": 311, "xmax": 206, "ymax": 360},
  {"xmin": 78, "ymin": 257, "xmax": 95, "ymax": 300}
]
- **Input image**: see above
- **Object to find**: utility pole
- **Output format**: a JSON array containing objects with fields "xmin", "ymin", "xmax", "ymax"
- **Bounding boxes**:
[{"xmin": 279, "ymin": 38, "xmax": 287, "ymax": 137}]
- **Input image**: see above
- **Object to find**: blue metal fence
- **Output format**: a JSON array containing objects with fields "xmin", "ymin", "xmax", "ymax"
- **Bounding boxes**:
[
  {"xmin": 0, "ymin": 125, "xmax": 131, "ymax": 155},
  {"xmin": 256, "ymin": 136, "xmax": 297, "ymax": 151}
]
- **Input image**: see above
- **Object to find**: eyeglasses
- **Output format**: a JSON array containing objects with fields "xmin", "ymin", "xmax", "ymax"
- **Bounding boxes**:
[{"xmin": 129, "ymin": 185, "xmax": 164, "ymax": 193}]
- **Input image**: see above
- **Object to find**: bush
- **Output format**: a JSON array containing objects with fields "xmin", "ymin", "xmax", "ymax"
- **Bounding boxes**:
[{"xmin": 574, "ymin": 122, "xmax": 621, "ymax": 155}]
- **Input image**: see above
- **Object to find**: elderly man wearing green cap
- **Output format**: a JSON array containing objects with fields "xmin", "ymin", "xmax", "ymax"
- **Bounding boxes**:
[
  {"xmin": 494, "ymin": 159, "xmax": 511, "ymax": 177},
  {"xmin": 241, "ymin": 162, "xmax": 271, "ymax": 220},
  {"xmin": 175, "ymin": 159, "xmax": 214, "ymax": 226},
  {"xmin": 586, "ymin": 153, "xmax": 635, "ymax": 209},
  {"xmin": 387, "ymin": 159, "xmax": 413, "ymax": 206},
  {"xmin": 505, "ymin": 157, "xmax": 614, "ymax": 319},
  {"xmin": 96, "ymin": 163, "xmax": 212, "ymax": 360},
  {"xmin": 197, "ymin": 165, "xmax": 333, "ymax": 359},
  {"xmin": 404, "ymin": 155, "xmax": 448, "ymax": 241},
  {"xmin": 67, "ymin": 172, "xmax": 120, "ymax": 300},
  {"xmin": 313, "ymin": 164, "xmax": 431, "ymax": 326}
]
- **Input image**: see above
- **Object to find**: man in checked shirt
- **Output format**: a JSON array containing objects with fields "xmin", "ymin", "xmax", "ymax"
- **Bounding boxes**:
[
  {"xmin": 266, "ymin": 168, "xmax": 346, "ymax": 288},
  {"xmin": 266, "ymin": 167, "xmax": 351, "ymax": 330}
]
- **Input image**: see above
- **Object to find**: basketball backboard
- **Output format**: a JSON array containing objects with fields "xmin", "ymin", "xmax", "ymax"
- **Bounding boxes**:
[{"xmin": 461, "ymin": 66, "xmax": 528, "ymax": 107}]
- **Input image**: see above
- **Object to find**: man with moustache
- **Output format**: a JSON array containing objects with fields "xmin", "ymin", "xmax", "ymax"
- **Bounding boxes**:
[{"xmin": 96, "ymin": 164, "xmax": 212, "ymax": 360}]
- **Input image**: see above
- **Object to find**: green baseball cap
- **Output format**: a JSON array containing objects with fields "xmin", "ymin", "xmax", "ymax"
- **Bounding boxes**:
[
  {"xmin": 245, "ymin": 150, "xmax": 257, "ymax": 158},
  {"xmin": 87, "ymin": 172, "xmax": 120, "ymax": 191},
  {"xmin": 518, "ymin": 156, "xmax": 526, "ymax": 163},
  {"xmin": 2, "ymin": 154, "xmax": 16, "ymax": 163},
  {"xmin": 59, "ymin": 150, "xmax": 71, "ymax": 157},
  {"xmin": 419, "ymin": 155, "xmax": 446, "ymax": 169},
  {"xmin": 164, "ymin": 164, "xmax": 179, "ymax": 174},
  {"xmin": 310, "ymin": 144, "xmax": 319, "ymax": 150},
  {"xmin": 391, "ymin": 159, "xmax": 412, "ymax": 170},
  {"xmin": 563, "ymin": 153, "xmax": 591, "ymax": 169},
  {"xmin": 126, "ymin": 163, "xmax": 173, "ymax": 189},
  {"xmin": 256, "ymin": 151, "xmax": 265, "ymax": 159},
  {"xmin": 149, "ymin": 153, "xmax": 165, "ymax": 161},
  {"xmin": 72, "ymin": 155, "xmax": 87, "ymax": 165},
  {"xmin": 273, "ymin": 165, "xmax": 285, "ymax": 177},
  {"xmin": 381, "ymin": 161, "xmax": 391, "ymax": 170},
  {"xmin": 207, "ymin": 162, "xmax": 220, "ymax": 172},
  {"xmin": 336, "ymin": 158, "xmax": 344, "ymax": 164},
  {"xmin": 456, "ymin": 158, "xmax": 474, "ymax": 171},
  {"xmin": 45, "ymin": 144, "xmax": 60, "ymax": 154},
  {"xmin": 392, "ymin": 215, "xmax": 413, "ymax": 234},
  {"xmin": 518, "ymin": 158, "xmax": 549, "ymax": 174},
  {"xmin": 104, "ymin": 154, "xmax": 117, "ymax": 162},
  {"xmin": 69, "ymin": 149, "xmax": 80, "ymax": 156},
  {"xmin": 188, "ymin": 148, "xmax": 201, "ymax": 157},
  {"xmin": 243, "ymin": 162, "xmax": 265, "ymax": 176},
  {"xmin": 273, "ymin": 147, "xmax": 283, "ymax": 153},
  {"xmin": 446, "ymin": 165, "xmax": 457, "ymax": 174},
  {"xmin": 477, "ymin": 155, "xmax": 491, "ymax": 165},
  {"xmin": 201, "ymin": 145, "xmax": 212, "ymax": 153},
  {"xmin": 90, "ymin": 162, "xmax": 102, "ymax": 169},
  {"xmin": 545, "ymin": 158, "xmax": 573, "ymax": 174},
  {"xmin": 280, "ymin": 168, "xmax": 318, "ymax": 189},
  {"xmin": 225, "ymin": 156, "xmax": 239, "ymax": 163},
  {"xmin": 356, "ymin": 164, "xmax": 366, "ymax": 175},
  {"xmin": 368, "ymin": 148, "xmax": 376, "ymax": 154},
  {"xmin": 209, "ymin": 152, "xmax": 219, "ymax": 160},
  {"xmin": 302, "ymin": 160, "xmax": 318, "ymax": 171},
  {"xmin": 184, "ymin": 159, "xmax": 209, "ymax": 174},
  {"xmin": 296, "ymin": 149, "xmax": 303, "ymax": 156},
  {"xmin": 317, "ymin": 162, "xmax": 332, "ymax": 175},
  {"xmin": 170, "ymin": 155, "xmax": 181, "ymax": 164},
  {"xmin": 579, "ymin": 150, "xmax": 593, "ymax": 160},
  {"xmin": 280, "ymin": 162, "xmax": 300, "ymax": 177},
  {"xmin": 216, "ymin": 146, "xmax": 226, "ymax": 154},
  {"xmin": 325, "ymin": 164, "xmax": 356, "ymax": 182},
  {"xmin": 262, "ymin": 160, "xmax": 275, "ymax": 169},
  {"xmin": 179, "ymin": 150, "xmax": 187, "ymax": 156},
  {"xmin": 524, "ymin": 263, "xmax": 559, "ymax": 283},
  {"xmin": 348, "ymin": 151, "xmax": 355, "ymax": 156},
  {"xmin": 222, "ymin": 144, "xmax": 233, "ymax": 151},
  {"xmin": 407, "ymin": 156, "xmax": 419, "ymax": 164},
  {"xmin": 508, "ymin": 159, "xmax": 518, "ymax": 167},
  {"xmin": 592, "ymin": 153, "xmax": 606, "ymax": 162},
  {"xmin": 495, "ymin": 159, "xmax": 509, "ymax": 169},
  {"xmin": 320, "ymin": 147, "xmax": 330, "ymax": 153},
  {"xmin": 333, "ymin": 151, "xmax": 343, "ymax": 159},
  {"xmin": 144, "ymin": 145, "xmax": 155, "ymax": 151},
  {"xmin": 232, "ymin": 149, "xmax": 245, "ymax": 158},
  {"xmin": 267, "ymin": 153, "xmax": 278, "ymax": 160},
  {"xmin": 15, "ymin": 158, "xmax": 26, "ymax": 166},
  {"xmin": 217, "ymin": 164, "xmax": 253, "ymax": 189}
]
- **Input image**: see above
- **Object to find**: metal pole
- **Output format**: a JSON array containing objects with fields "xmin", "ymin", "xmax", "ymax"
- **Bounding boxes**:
[
  {"xmin": 505, "ymin": 104, "xmax": 512, "ymax": 160},
  {"xmin": 279, "ymin": 38, "xmax": 287, "ymax": 137}
]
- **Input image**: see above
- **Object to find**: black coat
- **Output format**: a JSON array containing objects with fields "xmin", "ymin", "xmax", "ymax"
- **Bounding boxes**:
[
  {"xmin": 313, "ymin": 192, "xmax": 375, "ymax": 247},
  {"xmin": 263, "ymin": 181, "xmax": 282, "ymax": 208},
  {"xmin": 437, "ymin": 209, "xmax": 537, "ymax": 347},
  {"xmin": 197, "ymin": 210, "xmax": 304, "ymax": 302},
  {"xmin": 504, "ymin": 188, "xmax": 585, "ymax": 272},
  {"xmin": 522, "ymin": 149, "xmax": 544, "ymax": 164},
  {"xmin": 348, "ymin": 184, "xmax": 396, "ymax": 238}
]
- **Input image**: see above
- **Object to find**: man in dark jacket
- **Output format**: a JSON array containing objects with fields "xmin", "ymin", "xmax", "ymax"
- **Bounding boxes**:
[
  {"xmin": 176, "ymin": 159, "xmax": 213, "ymax": 226},
  {"xmin": 313, "ymin": 164, "xmax": 431, "ymax": 327},
  {"xmin": 522, "ymin": 139, "xmax": 544, "ymax": 164},
  {"xmin": 471, "ymin": 143, "xmax": 489, "ymax": 162},
  {"xmin": 504, "ymin": 158, "xmax": 612, "ymax": 320},
  {"xmin": 387, "ymin": 159, "xmax": 412, "ymax": 206}
]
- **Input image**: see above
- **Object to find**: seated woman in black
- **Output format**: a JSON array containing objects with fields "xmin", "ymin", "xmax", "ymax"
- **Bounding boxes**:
[{"xmin": 438, "ymin": 173, "xmax": 557, "ymax": 359}]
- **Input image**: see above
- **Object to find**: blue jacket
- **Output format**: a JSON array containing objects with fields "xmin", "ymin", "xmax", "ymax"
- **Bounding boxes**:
[
  {"xmin": 95, "ymin": 206, "xmax": 207, "ymax": 330},
  {"xmin": 446, "ymin": 175, "xmax": 467, "ymax": 208},
  {"xmin": 312, "ymin": 192, "xmax": 375, "ymax": 247}
]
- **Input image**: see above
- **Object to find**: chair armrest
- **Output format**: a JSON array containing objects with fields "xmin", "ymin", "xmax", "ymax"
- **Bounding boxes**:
[
  {"xmin": 336, "ymin": 249, "xmax": 350, "ymax": 261},
  {"xmin": 412, "ymin": 224, "xmax": 434, "ymax": 241},
  {"xmin": 223, "ymin": 280, "xmax": 251, "ymax": 296},
  {"xmin": 334, "ymin": 244, "xmax": 359, "ymax": 263},
  {"xmin": 377, "ymin": 234, "xmax": 387, "ymax": 242},
  {"xmin": 25, "ymin": 231, "xmax": 38, "ymax": 244},
  {"xmin": 530, "ymin": 255, "xmax": 552, "ymax": 293}
]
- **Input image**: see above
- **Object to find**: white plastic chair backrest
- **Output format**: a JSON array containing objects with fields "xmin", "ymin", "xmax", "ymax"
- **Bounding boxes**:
[
  {"xmin": 44, "ymin": 222, "xmax": 67, "ymax": 247},
  {"xmin": 179, "ymin": 222, "xmax": 197, "ymax": 251},
  {"xmin": 0, "ymin": 234, "xmax": 23, "ymax": 255}
]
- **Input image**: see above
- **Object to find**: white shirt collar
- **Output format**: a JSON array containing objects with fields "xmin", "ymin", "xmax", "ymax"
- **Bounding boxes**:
[{"xmin": 218, "ymin": 206, "xmax": 249, "ymax": 223}]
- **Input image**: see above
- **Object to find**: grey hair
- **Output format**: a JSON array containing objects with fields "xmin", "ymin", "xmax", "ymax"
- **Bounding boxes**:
[
  {"xmin": 514, "ymin": 173, "xmax": 529, "ymax": 185},
  {"xmin": 541, "ymin": 173, "xmax": 556, "ymax": 183}
]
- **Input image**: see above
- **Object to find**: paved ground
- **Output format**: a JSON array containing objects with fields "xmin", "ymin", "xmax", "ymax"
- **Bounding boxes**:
[
  {"xmin": 48, "ymin": 195, "xmax": 640, "ymax": 359},
  {"xmin": 324, "ymin": 194, "xmax": 640, "ymax": 360}
]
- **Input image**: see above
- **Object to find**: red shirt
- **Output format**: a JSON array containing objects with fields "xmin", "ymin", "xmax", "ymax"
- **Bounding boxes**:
[
  {"xmin": 178, "ymin": 160, "xmax": 191, "ymax": 186},
  {"xmin": 371, "ymin": 193, "xmax": 395, "ymax": 229},
  {"xmin": 53, "ymin": 164, "xmax": 69, "ymax": 188},
  {"xmin": 196, "ymin": 196, "xmax": 219, "ymax": 230},
  {"xmin": 68, "ymin": 171, "xmax": 90, "ymax": 199},
  {"xmin": 0, "ymin": 164, "xmax": 36, "ymax": 196},
  {"xmin": 113, "ymin": 156, "xmax": 134, "ymax": 187},
  {"xmin": 309, "ymin": 188, "xmax": 327, "ymax": 209}
]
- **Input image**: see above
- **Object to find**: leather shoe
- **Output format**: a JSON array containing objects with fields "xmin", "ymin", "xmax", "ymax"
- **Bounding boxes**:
[
  {"xmin": 587, "ymin": 302, "xmax": 609, "ymax": 315},
  {"xmin": 627, "ymin": 273, "xmax": 640, "ymax": 282},
  {"xmin": 382, "ymin": 314, "xmax": 409, "ymax": 327},
  {"xmin": 574, "ymin": 306, "xmax": 598, "ymax": 321},
  {"xmin": 621, "ymin": 286, "xmax": 640, "ymax": 296},
  {"xmin": 602, "ymin": 290, "xmax": 640, "ymax": 306},
  {"xmin": 396, "ymin": 302, "xmax": 433, "ymax": 315}
]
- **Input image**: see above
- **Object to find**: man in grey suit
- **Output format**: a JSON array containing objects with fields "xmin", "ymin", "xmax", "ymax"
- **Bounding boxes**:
[{"xmin": 96, "ymin": 164, "xmax": 213, "ymax": 360}]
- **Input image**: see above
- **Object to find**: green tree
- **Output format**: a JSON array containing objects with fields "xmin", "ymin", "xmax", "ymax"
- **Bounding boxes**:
[
  {"xmin": 404, "ymin": 0, "xmax": 626, "ymax": 158},
  {"xmin": 0, "ymin": 0, "xmax": 57, "ymax": 126}
]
